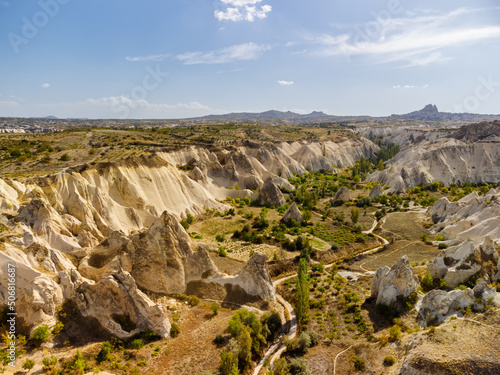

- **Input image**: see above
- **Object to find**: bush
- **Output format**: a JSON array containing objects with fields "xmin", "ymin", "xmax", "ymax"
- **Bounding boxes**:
[
  {"xmin": 438, "ymin": 243, "xmax": 448, "ymax": 249},
  {"xmin": 60, "ymin": 153, "xmax": 71, "ymax": 161},
  {"xmin": 389, "ymin": 325, "xmax": 402, "ymax": 341},
  {"xmin": 188, "ymin": 295, "xmax": 201, "ymax": 306},
  {"xmin": 215, "ymin": 234, "xmax": 225, "ymax": 242},
  {"xmin": 421, "ymin": 271, "xmax": 434, "ymax": 292},
  {"xmin": 211, "ymin": 302, "xmax": 220, "ymax": 316},
  {"xmin": 96, "ymin": 341, "xmax": 113, "ymax": 363},
  {"xmin": 22, "ymin": 359, "xmax": 35, "ymax": 371},
  {"xmin": 383, "ymin": 355, "xmax": 396, "ymax": 366},
  {"xmin": 52, "ymin": 322, "xmax": 64, "ymax": 335},
  {"xmin": 130, "ymin": 339, "xmax": 144, "ymax": 350},
  {"xmin": 170, "ymin": 323, "xmax": 180, "ymax": 338},
  {"xmin": 331, "ymin": 242, "xmax": 339, "ymax": 251},
  {"xmin": 297, "ymin": 332, "xmax": 311, "ymax": 352},
  {"xmin": 420, "ymin": 233, "xmax": 429, "ymax": 242},
  {"xmin": 218, "ymin": 246, "xmax": 227, "ymax": 257},
  {"xmin": 42, "ymin": 355, "xmax": 58, "ymax": 368},
  {"xmin": 288, "ymin": 358, "xmax": 309, "ymax": 375},
  {"xmin": 32, "ymin": 324, "xmax": 50, "ymax": 344},
  {"xmin": 351, "ymin": 356, "xmax": 365, "ymax": 371}
]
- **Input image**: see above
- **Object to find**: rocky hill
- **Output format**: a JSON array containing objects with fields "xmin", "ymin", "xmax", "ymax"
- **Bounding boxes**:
[{"xmin": 0, "ymin": 137, "xmax": 378, "ymax": 339}]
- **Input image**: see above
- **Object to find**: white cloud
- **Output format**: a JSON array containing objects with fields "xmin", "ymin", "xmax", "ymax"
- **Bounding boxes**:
[
  {"xmin": 215, "ymin": 1, "xmax": 271, "ymax": 22},
  {"xmin": 393, "ymin": 84, "xmax": 429, "ymax": 89},
  {"xmin": 0, "ymin": 101, "xmax": 19, "ymax": 107},
  {"xmin": 221, "ymin": 0, "xmax": 262, "ymax": 5},
  {"xmin": 278, "ymin": 80, "xmax": 294, "ymax": 86},
  {"xmin": 85, "ymin": 96, "xmax": 212, "ymax": 112},
  {"xmin": 303, "ymin": 8, "xmax": 500, "ymax": 67},
  {"xmin": 177, "ymin": 42, "xmax": 270, "ymax": 65},
  {"xmin": 125, "ymin": 54, "xmax": 170, "ymax": 62},
  {"xmin": 41, "ymin": 83, "xmax": 50, "ymax": 88}
]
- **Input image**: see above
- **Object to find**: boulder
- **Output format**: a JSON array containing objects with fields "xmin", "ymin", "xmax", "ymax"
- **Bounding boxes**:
[
  {"xmin": 330, "ymin": 186, "xmax": 350, "ymax": 205},
  {"xmin": 421, "ymin": 288, "xmax": 475, "ymax": 323},
  {"xmin": 128, "ymin": 211, "xmax": 218, "ymax": 294},
  {"xmin": 62, "ymin": 269, "xmax": 171, "ymax": 339},
  {"xmin": 427, "ymin": 238, "xmax": 499, "ymax": 288},
  {"xmin": 208, "ymin": 252, "xmax": 275, "ymax": 302},
  {"xmin": 17, "ymin": 276, "xmax": 64, "ymax": 329},
  {"xmin": 371, "ymin": 255, "xmax": 419, "ymax": 306},
  {"xmin": 282, "ymin": 202, "xmax": 303, "ymax": 223},
  {"xmin": 259, "ymin": 177, "xmax": 286, "ymax": 207},
  {"xmin": 369, "ymin": 183, "xmax": 383, "ymax": 199}
]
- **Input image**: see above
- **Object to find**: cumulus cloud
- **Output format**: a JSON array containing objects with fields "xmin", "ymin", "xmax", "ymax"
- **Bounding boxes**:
[
  {"xmin": 278, "ymin": 80, "xmax": 294, "ymax": 86},
  {"xmin": 393, "ymin": 84, "xmax": 429, "ymax": 89},
  {"xmin": 125, "ymin": 54, "xmax": 170, "ymax": 62},
  {"xmin": 176, "ymin": 42, "xmax": 270, "ymax": 65},
  {"xmin": 301, "ymin": 8, "xmax": 500, "ymax": 67},
  {"xmin": 215, "ymin": 0, "xmax": 271, "ymax": 22},
  {"xmin": 41, "ymin": 83, "xmax": 50, "ymax": 88}
]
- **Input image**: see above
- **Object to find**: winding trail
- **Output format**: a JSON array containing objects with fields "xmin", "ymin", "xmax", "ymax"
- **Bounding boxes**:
[
  {"xmin": 253, "ymin": 218, "xmax": 388, "ymax": 375},
  {"xmin": 333, "ymin": 345, "xmax": 353, "ymax": 375}
]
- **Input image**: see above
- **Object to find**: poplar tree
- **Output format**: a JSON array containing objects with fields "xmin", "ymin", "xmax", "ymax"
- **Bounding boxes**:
[{"xmin": 295, "ymin": 258, "xmax": 310, "ymax": 327}]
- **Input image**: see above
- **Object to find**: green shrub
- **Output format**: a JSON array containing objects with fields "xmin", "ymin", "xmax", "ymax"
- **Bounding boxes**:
[
  {"xmin": 215, "ymin": 234, "xmax": 225, "ymax": 242},
  {"xmin": 218, "ymin": 246, "xmax": 227, "ymax": 257},
  {"xmin": 420, "ymin": 233, "xmax": 429, "ymax": 242},
  {"xmin": 383, "ymin": 355, "xmax": 396, "ymax": 366},
  {"xmin": 52, "ymin": 322, "xmax": 64, "ymax": 335},
  {"xmin": 60, "ymin": 153, "xmax": 71, "ymax": 161},
  {"xmin": 130, "ymin": 339, "xmax": 144, "ymax": 350},
  {"xmin": 389, "ymin": 325, "xmax": 402, "ymax": 341},
  {"xmin": 188, "ymin": 295, "xmax": 200, "ymax": 306},
  {"xmin": 297, "ymin": 332, "xmax": 311, "ymax": 352},
  {"xmin": 22, "ymin": 359, "xmax": 35, "ymax": 371},
  {"xmin": 421, "ymin": 271, "xmax": 434, "ymax": 292},
  {"xmin": 351, "ymin": 356, "xmax": 365, "ymax": 371},
  {"xmin": 211, "ymin": 302, "xmax": 220, "ymax": 316},
  {"xmin": 96, "ymin": 341, "xmax": 113, "ymax": 363},
  {"xmin": 32, "ymin": 324, "xmax": 50, "ymax": 344},
  {"xmin": 170, "ymin": 323, "xmax": 180, "ymax": 338}
]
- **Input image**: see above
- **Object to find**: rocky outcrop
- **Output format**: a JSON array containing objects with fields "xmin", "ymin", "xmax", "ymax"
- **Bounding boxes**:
[
  {"xmin": 331, "ymin": 186, "xmax": 350, "ymax": 205},
  {"xmin": 421, "ymin": 288, "xmax": 475, "ymax": 323},
  {"xmin": 127, "ymin": 212, "xmax": 217, "ymax": 294},
  {"xmin": 209, "ymin": 253, "xmax": 275, "ymax": 302},
  {"xmin": 282, "ymin": 202, "xmax": 303, "ymax": 223},
  {"xmin": 429, "ymin": 191, "xmax": 500, "ymax": 244},
  {"xmin": 259, "ymin": 178, "xmax": 286, "ymax": 207},
  {"xmin": 17, "ymin": 276, "xmax": 64, "ymax": 329},
  {"xmin": 61, "ymin": 269, "xmax": 170, "ymax": 339},
  {"xmin": 367, "ymin": 139, "xmax": 500, "ymax": 192},
  {"xmin": 369, "ymin": 183, "xmax": 383, "ymax": 199},
  {"xmin": 427, "ymin": 238, "xmax": 499, "ymax": 288},
  {"xmin": 371, "ymin": 255, "xmax": 419, "ymax": 306}
]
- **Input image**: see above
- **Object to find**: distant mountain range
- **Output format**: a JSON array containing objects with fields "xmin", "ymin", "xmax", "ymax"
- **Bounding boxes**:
[{"xmin": 193, "ymin": 105, "xmax": 500, "ymax": 125}]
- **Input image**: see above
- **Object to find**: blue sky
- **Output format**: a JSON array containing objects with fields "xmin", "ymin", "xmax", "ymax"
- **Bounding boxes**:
[{"xmin": 0, "ymin": 0, "xmax": 499, "ymax": 119}]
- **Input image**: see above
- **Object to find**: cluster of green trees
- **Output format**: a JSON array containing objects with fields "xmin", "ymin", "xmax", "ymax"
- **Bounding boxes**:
[{"xmin": 218, "ymin": 309, "xmax": 281, "ymax": 375}]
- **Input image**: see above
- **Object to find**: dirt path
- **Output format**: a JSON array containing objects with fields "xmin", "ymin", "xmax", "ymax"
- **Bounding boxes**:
[
  {"xmin": 255, "ymin": 217, "xmax": 388, "ymax": 374},
  {"xmin": 333, "ymin": 345, "xmax": 353, "ymax": 375}
]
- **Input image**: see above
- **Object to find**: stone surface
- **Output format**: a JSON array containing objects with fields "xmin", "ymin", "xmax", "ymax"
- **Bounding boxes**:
[
  {"xmin": 421, "ymin": 289, "xmax": 475, "ymax": 323},
  {"xmin": 282, "ymin": 202, "xmax": 303, "ymax": 223},
  {"xmin": 62, "ymin": 269, "xmax": 171, "ymax": 339},
  {"xmin": 371, "ymin": 256, "xmax": 419, "ymax": 306},
  {"xmin": 331, "ymin": 186, "xmax": 350, "ymax": 205},
  {"xmin": 258, "ymin": 177, "xmax": 286, "ymax": 207},
  {"xmin": 369, "ymin": 183, "xmax": 383, "ymax": 199}
]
